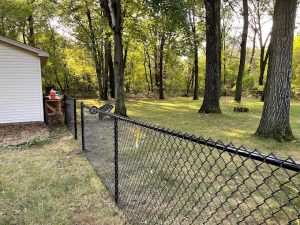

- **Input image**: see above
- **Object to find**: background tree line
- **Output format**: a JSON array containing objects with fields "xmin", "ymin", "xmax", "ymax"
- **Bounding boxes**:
[{"xmin": 0, "ymin": 0, "xmax": 299, "ymax": 141}]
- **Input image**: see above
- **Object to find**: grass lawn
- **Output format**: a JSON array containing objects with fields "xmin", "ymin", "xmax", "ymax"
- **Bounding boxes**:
[
  {"xmin": 82, "ymin": 97, "xmax": 300, "ymax": 224},
  {"xmin": 83, "ymin": 97, "xmax": 300, "ymax": 162},
  {"xmin": 0, "ymin": 132, "xmax": 125, "ymax": 225}
]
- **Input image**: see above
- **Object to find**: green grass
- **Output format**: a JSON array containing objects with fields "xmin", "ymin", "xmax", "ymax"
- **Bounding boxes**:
[
  {"xmin": 0, "ymin": 134, "xmax": 125, "ymax": 225},
  {"xmin": 82, "ymin": 97, "xmax": 300, "ymax": 224},
  {"xmin": 82, "ymin": 97, "xmax": 300, "ymax": 162}
]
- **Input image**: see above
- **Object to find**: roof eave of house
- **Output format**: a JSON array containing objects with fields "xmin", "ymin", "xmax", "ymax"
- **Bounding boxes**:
[{"xmin": 0, "ymin": 35, "xmax": 49, "ymax": 60}]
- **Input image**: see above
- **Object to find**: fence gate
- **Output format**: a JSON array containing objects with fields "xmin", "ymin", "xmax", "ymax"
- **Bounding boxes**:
[
  {"xmin": 64, "ymin": 96, "xmax": 77, "ymax": 139},
  {"xmin": 81, "ymin": 103, "xmax": 300, "ymax": 225}
]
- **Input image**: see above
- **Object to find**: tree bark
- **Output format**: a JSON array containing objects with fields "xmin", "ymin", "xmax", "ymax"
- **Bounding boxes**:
[
  {"xmin": 107, "ymin": 38, "xmax": 115, "ymax": 98},
  {"xmin": 22, "ymin": 31, "xmax": 27, "ymax": 45},
  {"xmin": 247, "ymin": 28, "xmax": 257, "ymax": 74},
  {"xmin": 193, "ymin": 41, "xmax": 199, "ymax": 100},
  {"xmin": 101, "ymin": 0, "xmax": 127, "ymax": 116},
  {"xmin": 186, "ymin": 66, "xmax": 194, "ymax": 97},
  {"xmin": 103, "ymin": 38, "xmax": 110, "ymax": 100},
  {"xmin": 0, "ymin": 15, "xmax": 5, "ymax": 36},
  {"xmin": 222, "ymin": 28, "xmax": 226, "ymax": 86},
  {"xmin": 256, "ymin": 0, "xmax": 297, "ymax": 142},
  {"xmin": 123, "ymin": 44, "xmax": 128, "ymax": 69},
  {"xmin": 252, "ymin": 0, "xmax": 272, "ymax": 86},
  {"xmin": 199, "ymin": 0, "xmax": 222, "ymax": 114},
  {"xmin": 27, "ymin": 14, "xmax": 35, "ymax": 47},
  {"xmin": 159, "ymin": 34, "xmax": 165, "ymax": 100},
  {"xmin": 112, "ymin": 7, "xmax": 127, "ymax": 115},
  {"xmin": 234, "ymin": 0, "xmax": 249, "ymax": 102},
  {"xmin": 258, "ymin": 43, "xmax": 271, "ymax": 85},
  {"xmin": 154, "ymin": 45, "xmax": 159, "ymax": 87},
  {"xmin": 146, "ymin": 48, "xmax": 154, "ymax": 92},
  {"xmin": 63, "ymin": 63, "xmax": 69, "ymax": 94},
  {"xmin": 144, "ymin": 48, "xmax": 151, "ymax": 94},
  {"xmin": 189, "ymin": 4, "xmax": 199, "ymax": 100},
  {"xmin": 85, "ymin": 2, "xmax": 103, "ymax": 100}
]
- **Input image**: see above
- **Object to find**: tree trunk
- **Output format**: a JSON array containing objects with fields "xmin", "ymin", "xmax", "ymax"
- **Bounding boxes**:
[
  {"xmin": 159, "ymin": 34, "xmax": 165, "ymax": 100},
  {"xmin": 259, "ymin": 43, "xmax": 271, "ymax": 85},
  {"xmin": 199, "ymin": 0, "xmax": 222, "ymax": 114},
  {"xmin": 222, "ymin": 24, "xmax": 226, "ymax": 86},
  {"xmin": 123, "ymin": 44, "xmax": 128, "ymax": 69},
  {"xmin": 154, "ymin": 45, "xmax": 159, "ymax": 87},
  {"xmin": 55, "ymin": 67, "xmax": 63, "ymax": 92},
  {"xmin": 103, "ymin": 38, "xmax": 110, "ymax": 101},
  {"xmin": 113, "ymin": 18, "xmax": 127, "ymax": 115},
  {"xmin": 22, "ymin": 31, "xmax": 27, "ymax": 45},
  {"xmin": 234, "ymin": 0, "xmax": 249, "ymax": 102},
  {"xmin": 193, "ymin": 40, "xmax": 199, "ymax": 100},
  {"xmin": 85, "ymin": 2, "xmax": 103, "ymax": 100},
  {"xmin": 99, "ymin": 41, "xmax": 107, "ymax": 100},
  {"xmin": 248, "ymin": 29, "xmax": 257, "ymax": 74},
  {"xmin": 259, "ymin": 49, "xmax": 265, "ymax": 85},
  {"xmin": 63, "ymin": 63, "xmax": 69, "ymax": 94},
  {"xmin": 186, "ymin": 66, "xmax": 194, "ymax": 97},
  {"xmin": 27, "ymin": 14, "xmax": 35, "ymax": 47},
  {"xmin": 107, "ymin": 39, "xmax": 115, "ymax": 98},
  {"xmin": 144, "ymin": 49, "xmax": 151, "ymax": 94},
  {"xmin": 0, "ymin": 15, "xmax": 5, "ymax": 36},
  {"xmin": 100, "ymin": 0, "xmax": 127, "ymax": 116},
  {"xmin": 256, "ymin": 0, "xmax": 297, "ymax": 142},
  {"xmin": 189, "ymin": 4, "xmax": 199, "ymax": 100},
  {"xmin": 146, "ymin": 49, "xmax": 154, "ymax": 92}
]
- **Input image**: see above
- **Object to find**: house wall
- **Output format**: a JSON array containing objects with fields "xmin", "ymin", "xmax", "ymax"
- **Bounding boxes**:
[{"xmin": 0, "ymin": 42, "xmax": 44, "ymax": 124}]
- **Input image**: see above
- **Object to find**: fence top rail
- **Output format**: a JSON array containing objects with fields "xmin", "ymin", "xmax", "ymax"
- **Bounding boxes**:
[
  {"xmin": 64, "ymin": 95, "xmax": 76, "ymax": 100},
  {"xmin": 82, "ymin": 103, "xmax": 300, "ymax": 172}
]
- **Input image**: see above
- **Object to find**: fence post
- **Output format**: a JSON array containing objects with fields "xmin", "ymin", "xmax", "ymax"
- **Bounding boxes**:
[
  {"xmin": 114, "ymin": 118, "xmax": 119, "ymax": 205},
  {"xmin": 64, "ymin": 96, "xmax": 67, "ymax": 125},
  {"xmin": 43, "ymin": 96, "xmax": 47, "ymax": 124},
  {"xmin": 73, "ymin": 98, "xmax": 78, "ymax": 140},
  {"xmin": 81, "ymin": 102, "xmax": 85, "ymax": 151}
]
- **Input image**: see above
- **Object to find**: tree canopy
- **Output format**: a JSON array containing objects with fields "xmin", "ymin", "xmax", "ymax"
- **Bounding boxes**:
[{"xmin": 1, "ymin": 0, "xmax": 300, "ymax": 140}]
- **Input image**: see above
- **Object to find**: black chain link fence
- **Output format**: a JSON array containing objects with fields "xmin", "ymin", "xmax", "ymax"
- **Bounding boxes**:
[
  {"xmin": 81, "ymin": 103, "xmax": 300, "ymax": 225},
  {"xmin": 64, "ymin": 96, "xmax": 77, "ymax": 139}
]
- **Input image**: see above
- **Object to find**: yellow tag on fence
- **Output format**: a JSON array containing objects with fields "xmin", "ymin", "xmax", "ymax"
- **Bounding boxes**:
[
  {"xmin": 135, "ymin": 129, "xmax": 141, "ymax": 148},
  {"xmin": 129, "ymin": 127, "xmax": 142, "ymax": 149}
]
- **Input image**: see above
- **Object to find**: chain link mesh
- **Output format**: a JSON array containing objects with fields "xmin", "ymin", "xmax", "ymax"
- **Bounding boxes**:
[
  {"xmin": 64, "ymin": 96, "xmax": 77, "ymax": 139},
  {"xmin": 82, "ymin": 105, "xmax": 300, "ymax": 225}
]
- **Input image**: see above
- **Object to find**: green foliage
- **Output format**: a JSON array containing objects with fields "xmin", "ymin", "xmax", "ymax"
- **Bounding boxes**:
[
  {"xmin": 1, "ymin": 0, "xmax": 300, "ymax": 99},
  {"xmin": 145, "ymin": 0, "xmax": 188, "ymax": 31},
  {"xmin": 0, "ymin": 0, "xmax": 31, "ymax": 38},
  {"xmin": 291, "ymin": 35, "xmax": 300, "ymax": 99}
]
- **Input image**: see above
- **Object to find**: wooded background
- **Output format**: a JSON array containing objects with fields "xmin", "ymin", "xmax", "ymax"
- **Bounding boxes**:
[
  {"xmin": 0, "ymin": 0, "xmax": 299, "ymax": 140},
  {"xmin": 1, "ymin": 0, "xmax": 299, "ymax": 99}
]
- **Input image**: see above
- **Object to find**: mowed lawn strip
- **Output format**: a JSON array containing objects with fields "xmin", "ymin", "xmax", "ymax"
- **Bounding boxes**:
[
  {"xmin": 0, "ymin": 136, "xmax": 125, "ymax": 225},
  {"xmin": 83, "ymin": 97, "xmax": 300, "ymax": 162}
]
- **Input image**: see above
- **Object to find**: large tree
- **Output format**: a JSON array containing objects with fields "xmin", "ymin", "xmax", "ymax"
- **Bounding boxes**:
[
  {"xmin": 101, "ymin": 0, "xmax": 127, "ymax": 116},
  {"xmin": 256, "ymin": 0, "xmax": 297, "ymax": 141},
  {"xmin": 234, "ymin": 0, "xmax": 249, "ymax": 102},
  {"xmin": 186, "ymin": 0, "xmax": 204, "ymax": 100},
  {"xmin": 60, "ymin": 0, "xmax": 111, "ymax": 99},
  {"xmin": 249, "ymin": 0, "xmax": 274, "ymax": 86},
  {"xmin": 85, "ymin": 0, "xmax": 105, "ymax": 100},
  {"xmin": 145, "ymin": 0, "xmax": 187, "ymax": 99},
  {"xmin": 199, "ymin": 0, "xmax": 222, "ymax": 114}
]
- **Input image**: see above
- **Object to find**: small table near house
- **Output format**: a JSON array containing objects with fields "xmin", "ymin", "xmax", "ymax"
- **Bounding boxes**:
[{"xmin": 44, "ymin": 98, "xmax": 63, "ymax": 124}]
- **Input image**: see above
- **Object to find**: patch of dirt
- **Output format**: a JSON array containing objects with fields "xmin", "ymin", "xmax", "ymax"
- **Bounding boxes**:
[
  {"xmin": 0, "ymin": 123, "xmax": 50, "ymax": 146},
  {"xmin": 73, "ymin": 210, "xmax": 95, "ymax": 225},
  {"xmin": 67, "ymin": 148, "xmax": 83, "ymax": 156}
]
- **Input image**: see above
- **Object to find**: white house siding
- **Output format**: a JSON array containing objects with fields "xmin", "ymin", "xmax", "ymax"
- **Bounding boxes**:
[{"xmin": 0, "ymin": 42, "xmax": 44, "ymax": 124}]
